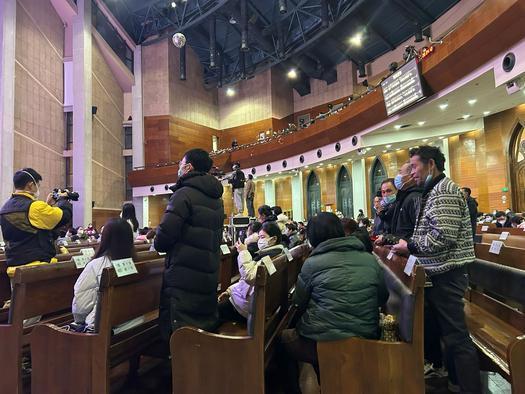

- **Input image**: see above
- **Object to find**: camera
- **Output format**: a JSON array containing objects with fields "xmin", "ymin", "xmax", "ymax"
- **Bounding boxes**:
[{"xmin": 52, "ymin": 188, "xmax": 79, "ymax": 201}]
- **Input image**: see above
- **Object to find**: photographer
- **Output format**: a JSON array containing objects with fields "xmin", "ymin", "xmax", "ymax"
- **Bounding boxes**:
[{"xmin": 0, "ymin": 168, "xmax": 73, "ymax": 273}]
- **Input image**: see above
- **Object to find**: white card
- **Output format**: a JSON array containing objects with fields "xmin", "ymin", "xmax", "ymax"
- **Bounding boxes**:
[
  {"xmin": 63, "ymin": 241, "xmax": 69, "ymax": 246},
  {"xmin": 220, "ymin": 244, "xmax": 231, "ymax": 255},
  {"xmin": 499, "ymin": 232, "xmax": 510, "ymax": 241},
  {"xmin": 387, "ymin": 250, "xmax": 394, "ymax": 260},
  {"xmin": 112, "ymin": 258, "xmax": 138, "ymax": 277},
  {"xmin": 72, "ymin": 255, "xmax": 90, "ymax": 269},
  {"xmin": 158, "ymin": 252, "xmax": 166, "ymax": 256},
  {"xmin": 284, "ymin": 248, "xmax": 293, "ymax": 261},
  {"xmin": 404, "ymin": 255, "xmax": 417, "ymax": 276},
  {"xmin": 261, "ymin": 255, "xmax": 276, "ymax": 276},
  {"xmin": 489, "ymin": 240, "xmax": 504, "ymax": 255},
  {"xmin": 81, "ymin": 248, "xmax": 95, "ymax": 257},
  {"xmin": 481, "ymin": 226, "xmax": 489, "ymax": 232},
  {"xmin": 76, "ymin": 240, "xmax": 82, "ymax": 244},
  {"xmin": 0, "ymin": 241, "xmax": 5, "ymax": 247}
]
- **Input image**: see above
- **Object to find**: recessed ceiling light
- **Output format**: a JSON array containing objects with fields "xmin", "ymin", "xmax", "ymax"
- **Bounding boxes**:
[
  {"xmin": 438, "ymin": 136, "xmax": 444, "ymax": 140},
  {"xmin": 287, "ymin": 68, "xmax": 298, "ymax": 79},
  {"xmin": 394, "ymin": 125, "xmax": 402, "ymax": 130},
  {"xmin": 483, "ymin": 111, "xmax": 491, "ymax": 116},
  {"xmin": 366, "ymin": 147, "xmax": 372, "ymax": 151},
  {"xmin": 382, "ymin": 150, "xmax": 387, "ymax": 153},
  {"xmin": 226, "ymin": 87, "xmax": 235, "ymax": 97},
  {"xmin": 385, "ymin": 144, "xmax": 392, "ymax": 148},
  {"xmin": 349, "ymin": 32, "xmax": 363, "ymax": 47},
  {"xmin": 439, "ymin": 103, "xmax": 448, "ymax": 110},
  {"xmin": 462, "ymin": 114, "xmax": 471, "ymax": 119},
  {"xmin": 319, "ymin": 163, "xmax": 324, "ymax": 166},
  {"xmin": 171, "ymin": 1, "xmax": 176, "ymax": 7},
  {"xmin": 278, "ymin": 171, "xmax": 282, "ymax": 174},
  {"xmin": 304, "ymin": 165, "xmax": 309, "ymax": 168},
  {"xmin": 417, "ymin": 121, "xmax": 426, "ymax": 126},
  {"xmin": 396, "ymin": 148, "xmax": 401, "ymax": 151},
  {"xmin": 422, "ymin": 138, "xmax": 429, "ymax": 142},
  {"xmin": 468, "ymin": 99, "xmax": 477, "ymax": 105}
]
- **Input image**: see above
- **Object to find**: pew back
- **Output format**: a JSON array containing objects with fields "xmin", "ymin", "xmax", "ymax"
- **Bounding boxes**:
[
  {"xmin": 474, "ymin": 243, "xmax": 525, "ymax": 270},
  {"xmin": 481, "ymin": 233, "xmax": 525, "ymax": 249}
]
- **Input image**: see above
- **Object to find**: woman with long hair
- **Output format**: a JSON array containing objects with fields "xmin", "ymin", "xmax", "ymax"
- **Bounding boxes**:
[
  {"xmin": 121, "ymin": 202, "xmax": 139, "ymax": 235},
  {"xmin": 72, "ymin": 218, "xmax": 137, "ymax": 329}
]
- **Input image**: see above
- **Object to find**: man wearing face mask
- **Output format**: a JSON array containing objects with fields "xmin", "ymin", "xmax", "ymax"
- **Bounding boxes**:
[
  {"xmin": 155, "ymin": 149, "xmax": 225, "ymax": 341},
  {"xmin": 0, "ymin": 168, "xmax": 72, "ymax": 272},
  {"xmin": 392, "ymin": 146, "xmax": 481, "ymax": 393},
  {"xmin": 376, "ymin": 162, "xmax": 422, "ymax": 245},
  {"xmin": 376, "ymin": 178, "xmax": 398, "ymax": 235}
]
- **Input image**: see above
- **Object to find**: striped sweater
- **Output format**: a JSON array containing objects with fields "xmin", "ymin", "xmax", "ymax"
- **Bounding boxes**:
[{"xmin": 407, "ymin": 175, "xmax": 475, "ymax": 276}]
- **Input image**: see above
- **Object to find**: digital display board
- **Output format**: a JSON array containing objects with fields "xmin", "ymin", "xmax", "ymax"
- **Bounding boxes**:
[{"xmin": 381, "ymin": 58, "xmax": 426, "ymax": 116}]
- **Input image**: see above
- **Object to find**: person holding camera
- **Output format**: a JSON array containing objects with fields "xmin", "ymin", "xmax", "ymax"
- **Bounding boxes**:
[
  {"xmin": 228, "ymin": 163, "xmax": 245, "ymax": 215},
  {"xmin": 0, "ymin": 168, "xmax": 73, "ymax": 274}
]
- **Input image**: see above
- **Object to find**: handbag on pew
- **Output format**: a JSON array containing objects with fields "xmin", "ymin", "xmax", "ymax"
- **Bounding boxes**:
[{"xmin": 379, "ymin": 313, "xmax": 399, "ymax": 342}]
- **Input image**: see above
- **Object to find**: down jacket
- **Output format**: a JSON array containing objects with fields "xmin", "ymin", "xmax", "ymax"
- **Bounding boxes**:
[
  {"xmin": 294, "ymin": 236, "xmax": 388, "ymax": 341},
  {"xmin": 155, "ymin": 171, "xmax": 224, "ymax": 340}
]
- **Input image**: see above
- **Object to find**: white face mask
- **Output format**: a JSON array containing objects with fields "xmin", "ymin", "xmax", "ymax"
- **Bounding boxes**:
[{"xmin": 257, "ymin": 238, "xmax": 269, "ymax": 250}]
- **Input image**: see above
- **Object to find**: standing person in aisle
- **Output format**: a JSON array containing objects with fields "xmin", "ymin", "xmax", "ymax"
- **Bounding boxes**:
[
  {"xmin": 392, "ymin": 146, "xmax": 481, "ymax": 393},
  {"xmin": 245, "ymin": 174, "xmax": 255, "ymax": 217},
  {"xmin": 155, "ymin": 149, "xmax": 224, "ymax": 341}
]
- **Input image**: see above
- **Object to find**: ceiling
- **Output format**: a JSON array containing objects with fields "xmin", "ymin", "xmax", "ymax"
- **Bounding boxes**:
[{"xmin": 101, "ymin": 0, "xmax": 460, "ymax": 93}]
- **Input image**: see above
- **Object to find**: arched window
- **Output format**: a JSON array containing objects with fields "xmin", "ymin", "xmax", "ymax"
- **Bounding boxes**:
[
  {"xmin": 509, "ymin": 123, "xmax": 525, "ymax": 212},
  {"xmin": 307, "ymin": 171, "xmax": 321, "ymax": 219},
  {"xmin": 337, "ymin": 166, "xmax": 353, "ymax": 218},
  {"xmin": 370, "ymin": 158, "xmax": 387, "ymax": 199}
]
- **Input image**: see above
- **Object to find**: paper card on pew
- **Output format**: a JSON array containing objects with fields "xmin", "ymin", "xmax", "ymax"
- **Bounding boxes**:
[
  {"xmin": 481, "ymin": 225, "xmax": 489, "ymax": 232},
  {"xmin": 112, "ymin": 258, "xmax": 138, "ymax": 277},
  {"xmin": 81, "ymin": 248, "xmax": 95, "ymax": 258},
  {"xmin": 158, "ymin": 252, "xmax": 166, "ymax": 256},
  {"xmin": 63, "ymin": 241, "xmax": 68, "ymax": 246},
  {"xmin": 489, "ymin": 240, "xmax": 504, "ymax": 255},
  {"xmin": 76, "ymin": 240, "xmax": 82, "ymax": 244},
  {"xmin": 387, "ymin": 250, "xmax": 394, "ymax": 260},
  {"xmin": 499, "ymin": 232, "xmax": 510, "ymax": 241},
  {"xmin": 284, "ymin": 248, "xmax": 293, "ymax": 261},
  {"xmin": 261, "ymin": 256, "xmax": 276, "ymax": 276},
  {"xmin": 220, "ymin": 244, "xmax": 231, "ymax": 255},
  {"xmin": 72, "ymin": 255, "xmax": 90, "ymax": 269},
  {"xmin": 404, "ymin": 255, "xmax": 418, "ymax": 276}
]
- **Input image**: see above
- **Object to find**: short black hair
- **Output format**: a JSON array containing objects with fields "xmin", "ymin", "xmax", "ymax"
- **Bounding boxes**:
[
  {"xmin": 307, "ymin": 212, "xmax": 345, "ymax": 248},
  {"xmin": 13, "ymin": 168, "xmax": 42, "ymax": 189},
  {"xmin": 409, "ymin": 145, "xmax": 446, "ymax": 171},
  {"xmin": 248, "ymin": 221, "xmax": 262, "ymax": 233},
  {"xmin": 258, "ymin": 205, "xmax": 273, "ymax": 217},
  {"xmin": 183, "ymin": 148, "xmax": 213, "ymax": 172},
  {"xmin": 248, "ymin": 174, "xmax": 253, "ymax": 180},
  {"xmin": 495, "ymin": 211, "xmax": 506, "ymax": 219},
  {"xmin": 511, "ymin": 216, "xmax": 523, "ymax": 225},
  {"xmin": 272, "ymin": 206, "xmax": 283, "ymax": 215},
  {"xmin": 285, "ymin": 222, "xmax": 297, "ymax": 232},
  {"xmin": 381, "ymin": 178, "xmax": 396, "ymax": 188},
  {"xmin": 462, "ymin": 187, "xmax": 472, "ymax": 196},
  {"xmin": 261, "ymin": 221, "xmax": 282, "ymax": 244},
  {"xmin": 341, "ymin": 218, "xmax": 358, "ymax": 236}
]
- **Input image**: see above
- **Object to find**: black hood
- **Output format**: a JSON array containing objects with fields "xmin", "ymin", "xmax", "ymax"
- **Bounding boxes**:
[{"xmin": 170, "ymin": 171, "xmax": 223, "ymax": 199}]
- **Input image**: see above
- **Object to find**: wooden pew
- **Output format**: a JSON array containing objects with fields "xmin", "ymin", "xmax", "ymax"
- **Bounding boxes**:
[
  {"xmin": 477, "ymin": 224, "xmax": 525, "ymax": 236},
  {"xmin": 316, "ymin": 247, "xmax": 425, "ymax": 394},
  {"xmin": 480, "ymin": 233, "xmax": 525, "ymax": 249},
  {"xmin": 30, "ymin": 258, "xmax": 165, "ymax": 394},
  {"xmin": 465, "ymin": 258, "xmax": 525, "ymax": 392},
  {"xmin": 0, "ymin": 250, "xmax": 160, "ymax": 393},
  {"xmin": 169, "ymin": 248, "xmax": 308, "ymax": 394},
  {"xmin": 474, "ymin": 243, "xmax": 525, "ymax": 270}
]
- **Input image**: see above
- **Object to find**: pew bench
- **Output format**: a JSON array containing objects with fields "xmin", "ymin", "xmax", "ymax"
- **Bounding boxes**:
[
  {"xmin": 465, "ymin": 258, "xmax": 525, "ymax": 393},
  {"xmin": 474, "ymin": 243, "xmax": 525, "ymax": 270},
  {"xmin": 316, "ymin": 247, "xmax": 426, "ymax": 394},
  {"xmin": 480, "ymin": 233, "xmax": 525, "ymax": 249},
  {"xmin": 170, "ymin": 245, "xmax": 311, "ymax": 394},
  {"xmin": 477, "ymin": 224, "xmax": 525, "ymax": 237},
  {"xmin": 30, "ymin": 258, "xmax": 165, "ymax": 394}
]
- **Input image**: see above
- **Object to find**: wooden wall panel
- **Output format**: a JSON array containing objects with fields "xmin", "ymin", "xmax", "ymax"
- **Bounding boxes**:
[
  {"xmin": 147, "ymin": 195, "xmax": 170, "ymax": 228},
  {"xmin": 274, "ymin": 176, "xmax": 292, "ymax": 214},
  {"xmin": 92, "ymin": 208, "xmax": 120, "ymax": 231},
  {"xmin": 254, "ymin": 180, "xmax": 266, "ymax": 213}
]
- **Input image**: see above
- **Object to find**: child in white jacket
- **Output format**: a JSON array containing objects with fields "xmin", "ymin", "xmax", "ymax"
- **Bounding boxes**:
[
  {"xmin": 217, "ymin": 222, "xmax": 284, "ymax": 322},
  {"xmin": 72, "ymin": 218, "xmax": 137, "ymax": 329}
]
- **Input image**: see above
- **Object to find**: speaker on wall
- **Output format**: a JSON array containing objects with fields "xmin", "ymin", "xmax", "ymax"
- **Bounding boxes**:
[{"xmin": 92, "ymin": 106, "xmax": 98, "ymax": 115}]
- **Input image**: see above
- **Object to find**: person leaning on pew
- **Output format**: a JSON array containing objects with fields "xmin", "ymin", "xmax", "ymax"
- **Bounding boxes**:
[
  {"xmin": 279, "ymin": 212, "xmax": 388, "ymax": 392},
  {"xmin": 392, "ymin": 146, "xmax": 482, "ymax": 393},
  {"xmin": 0, "ymin": 168, "xmax": 72, "ymax": 280}
]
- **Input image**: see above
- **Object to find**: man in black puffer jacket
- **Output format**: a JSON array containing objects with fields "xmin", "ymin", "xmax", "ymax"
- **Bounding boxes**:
[{"xmin": 155, "ymin": 149, "xmax": 224, "ymax": 341}]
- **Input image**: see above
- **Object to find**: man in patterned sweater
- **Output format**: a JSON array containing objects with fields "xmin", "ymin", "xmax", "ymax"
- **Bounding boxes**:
[{"xmin": 392, "ymin": 146, "xmax": 480, "ymax": 393}]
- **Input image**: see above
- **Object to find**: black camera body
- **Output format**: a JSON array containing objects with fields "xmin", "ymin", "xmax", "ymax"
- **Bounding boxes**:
[{"xmin": 52, "ymin": 188, "xmax": 79, "ymax": 201}]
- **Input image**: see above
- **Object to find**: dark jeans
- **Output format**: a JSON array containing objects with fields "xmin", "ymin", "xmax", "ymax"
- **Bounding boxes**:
[
  {"xmin": 246, "ymin": 196, "xmax": 255, "ymax": 217},
  {"xmin": 426, "ymin": 265, "xmax": 481, "ymax": 393},
  {"xmin": 217, "ymin": 299, "xmax": 246, "ymax": 324},
  {"xmin": 278, "ymin": 328, "xmax": 319, "ymax": 393}
]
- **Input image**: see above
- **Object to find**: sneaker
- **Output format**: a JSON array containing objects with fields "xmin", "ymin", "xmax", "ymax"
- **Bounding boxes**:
[
  {"xmin": 424, "ymin": 363, "xmax": 448, "ymax": 379},
  {"xmin": 448, "ymin": 380, "xmax": 460, "ymax": 393}
]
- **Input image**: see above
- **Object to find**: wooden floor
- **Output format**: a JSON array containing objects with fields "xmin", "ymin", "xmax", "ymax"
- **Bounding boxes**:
[{"xmin": 113, "ymin": 359, "xmax": 511, "ymax": 394}]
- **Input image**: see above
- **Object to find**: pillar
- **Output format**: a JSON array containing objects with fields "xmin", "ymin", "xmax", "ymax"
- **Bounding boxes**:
[
  {"xmin": 264, "ymin": 179, "xmax": 276, "ymax": 207},
  {"xmin": 72, "ymin": 0, "xmax": 93, "ymax": 226},
  {"xmin": 438, "ymin": 138, "xmax": 451, "ymax": 177},
  {"xmin": 291, "ymin": 172, "xmax": 305, "ymax": 222},
  {"xmin": 352, "ymin": 159, "xmax": 367, "ymax": 218},
  {"xmin": 0, "ymin": 0, "xmax": 16, "ymax": 206}
]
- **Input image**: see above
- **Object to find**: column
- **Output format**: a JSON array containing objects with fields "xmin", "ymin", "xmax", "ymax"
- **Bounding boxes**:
[
  {"xmin": 72, "ymin": 0, "xmax": 92, "ymax": 226},
  {"xmin": 264, "ymin": 179, "xmax": 275, "ymax": 207},
  {"xmin": 438, "ymin": 138, "xmax": 451, "ymax": 177},
  {"xmin": 0, "ymin": 0, "xmax": 16, "ymax": 205},
  {"xmin": 351, "ymin": 159, "xmax": 368, "ymax": 218},
  {"xmin": 291, "ymin": 172, "xmax": 305, "ymax": 222}
]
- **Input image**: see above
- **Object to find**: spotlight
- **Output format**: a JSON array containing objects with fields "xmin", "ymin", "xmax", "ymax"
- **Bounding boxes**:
[
  {"xmin": 287, "ymin": 68, "xmax": 298, "ymax": 79},
  {"xmin": 358, "ymin": 63, "xmax": 366, "ymax": 78},
  {"xmin": 226, "ymin": 87, "xmax": 235, "ymax": 97},
  {"xmin": 278, "ymin": 0, "xmax": 287, "ymax": 14},
  {"xmin": 349, "ymin": 32, "xmax": 363, "ymax": 47},
  {"xmin": 389, "ymin": 62, "xmax": 398, "ymax": 73},
  {"xmin": 171, "ymin": 1, "xmax": 176, "ymax": 8},
  {"xmin": 414, "ymin": 23, "xmax": 423, "ymax": 43}
]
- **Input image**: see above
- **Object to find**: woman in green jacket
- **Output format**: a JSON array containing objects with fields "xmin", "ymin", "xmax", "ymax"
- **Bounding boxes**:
[{"xmin": 280, "ymin": 212, "xmax": 388, "ymax": 392}]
